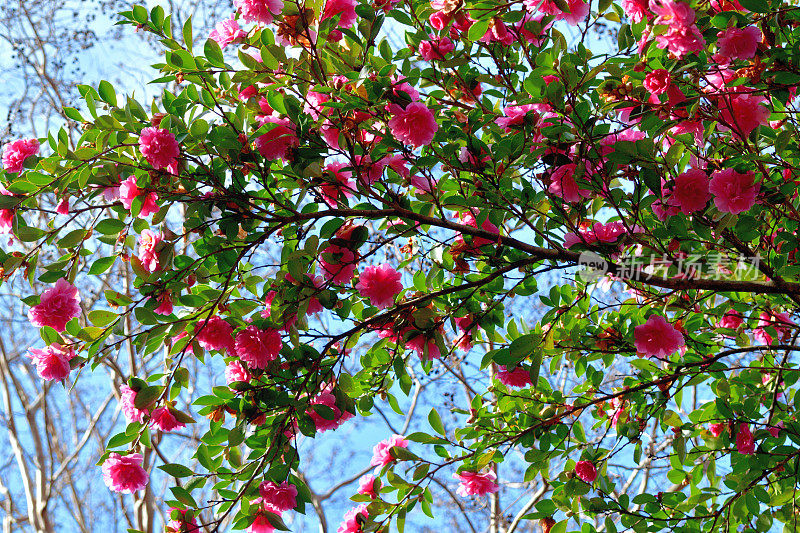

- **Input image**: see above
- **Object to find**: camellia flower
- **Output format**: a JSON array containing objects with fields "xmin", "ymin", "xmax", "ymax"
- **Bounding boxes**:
[
  {"xmin": 259, "ymin": 481, "xmax": 298, "ymax": 512},
  {"xmin": 321, "ymin": 161, "xmax": 355, "ymax": 207},
  {"xmin": 56, "ymin": 198, "xmax": 70, "ymax": 215},
  {"xmin": 621, "ymin": 0, "xmax": 650, "ymax": 22},
  {"xmin": 25, "ymin": 343, "xmax": 74, "ymax": 380},
  {"xmin": 549, "ymin": 163, "xmax": 592, "ymax": 203},
  {"xmin": 419, "ymin": 36, "xmax": 455, "ymax": 61},
  {"xmin": 709, "ymin": 168, "xmax": 760, "ymax": 215},
  {"xmin": 670, "ymin": 169, "xmax": 711, "ymax": 214},
  {"xmin": 28, "ymin": 278, "xmax": 81, "ymax": 332},
  {"xmin": 495, "ymin": 104, "xmax": 538, "ymax": 133},
  {"xmin": 119, "ymin": 176, "xmax": 160, "ymax": 218},
  {"xmin": 497, "ymin": 365, "xmax": 533, "ymax": 388},
  {"xmin": 247, "ymin": 499, "xmax": 283, "ymax": 533},
  {"xmin": 319, "ymin": 243, "xmax": 358, "ymax": 284},
  {"xmin": 120, "ymin": 384, "xmax": 149, "ymax": 423},
  {"xmin": 714, "ymin": 26, "xmax": 761, "ymax": 65},
  {"xmin": 643, "ymin": 69, "xmax": 671, "ymax": 95},
  {"xmin": 754, "ymin": 310, "xmax": 794, "ymax": 345},
  {"xmin": 209, "ymin": 16, "xmax": 247, "ymax": 47},
  {"xmin": 150, "ymin": 406, "xmax": 186, "ymax": 432},
  {"xmin": 234, "ymin": 0, "xmax": 284, "ymax": 25},
  {"xmin": 357, "ymin": 475, "xmax": 378, "ymax": 498},
  {"xmin": 138, "ymin": 230, "xmax": 162, "ymax": 273},
  {"xmin": 717, "ymin": 92, "xmax": 770, "ymax": 138},
  {"xmin": 2, "ymin": 138, "xmax": 39, "ymax": 173},
  {"xmin": 454, "ymin": 470, "xmax": 500, "ymax": 497},
  {"xmin": 370, "ymin": 434, "xmax": 410, "ymax": 468},
  {"xmin": 387, "ymin": 102, "xmax": 438, "ymax": 147},
  {"xmin": 719, "ymin": 309, "xmax": 743, "ymax": 329},
  {"xmin": 226, "ymin": 359, "xmax": 252, "ymax": 384},
  {"xmin": 102, "ymin": 453, "xmax": 149, "ymax": 493},
  {"xmin": 308, "ymin": 387, "xmax": 353, "ymax": 432},
  {"xmin": 338, "ymin": 504, "xmax": 369, "ymax": 533},
  {"xmin": 356, "ymin": 264, "xmax": 403, "ymax": 309},
  {"xmin": 526, "ymin": 0, "xmax": 589, "ymax": 25},
  {"xmin": 234, "ymin": 326, "xmax": 282, "ymax": 369},
  {"xmin": 736, "ymin": 423, "xmax": 755, "ymax": 455},
  {"xmin": 138, "ymin": 127, "xmax": 179, "ymax": 170},
  {"xmin": 153, "ymin": 292, "xmax": 173, "ymax": 316},
  {"xmin": 254, "ymin": 116, "xmax": 299, "ymax": 161},
  {"xmin": 321, "ymin": 0, "xmax": 357, "ymax": 27},
  {"xmin": 195, "ymin": 316, "xmax": 235, "ymax": 353},
  {"xmin": 633, "ymin": 315, "xmax": 685, "ymax": 358},
  {"xmin": 575, "ymin": 461, "xmax": 598, "ymax": 483},
  {"xmin": 709, "ymin": 422, "xmax": 726, "ymax": 437},
  {"xmin": 167, "ymin": 508, "xmax": 199, "ymax": 533}
]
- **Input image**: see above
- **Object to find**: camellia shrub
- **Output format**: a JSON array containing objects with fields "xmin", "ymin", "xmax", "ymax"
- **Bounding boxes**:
[{"xmin": 3, "ymin": 0, "xmax": 800, "ymax": 529}]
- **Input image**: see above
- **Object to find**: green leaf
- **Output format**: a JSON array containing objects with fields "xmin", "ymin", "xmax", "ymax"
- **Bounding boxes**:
[
  {"xmin": 467, "ymin": 19, "xmax": 489, "ymax": 41},
  {"xmin": 88, "ymin": 309, "xmax": 118, "ymax": 327},
  {"xmin": 88, "ymin": 255, "xmax": 117, "ymax": 275},
  {"xmin": 159, "ymin": 463, "xmax": 194, "ymax": 478},
  {"xmin": 133, "ymin": 386, "xmax": 162, "ymax": 409},
  {"xmin": 98, "ymin": 80, "xmax": 117, "ymax": 107},
  {"xmin": 428, "ymin": 408, "xmax": 445, "ymax": 436},
  {"xmin": 738, "ymin": 0, "xmax": 769, "ymax": 12},
  {"xmin": 204, "ymin": 39, "xmax": 225, "ymax": 67}
]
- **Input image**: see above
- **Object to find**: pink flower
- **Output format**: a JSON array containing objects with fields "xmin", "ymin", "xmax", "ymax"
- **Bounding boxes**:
[
  {"xmin": 717, "ymin": 92, "xmax": 770, "ymax": 138},
  {"xmin": 25, "ymin": 343, "xmax": 73, "ymax": 380},
  {"xmin": 153, "ymin": 293, "xmax": 173, "ymax": 315},
  {"xmin": 254, "ymin": 116, "xmax": 298, "ymax": 161},
  {"xmin": 755, "ymin": 310, "xmax": 793, "ymax": 345},
  {"xmin": 714, "ymin": 26, "xmax": 761, "ymax": 65},
  {"xmin": 247, "ymin": 500, "xmax": 283, "ymax": 533},
  {"xmin": 120, "ymin": 384, "xmax": 149, "ymax": 423},
  {"xmin": 139, "ymin": 127, "xmax": 179, "ymax": 170},
  {"xmin": 387, "ymin": 102, "xmax": 438, "ymax": 147},
  {"xmin": 322, "ymin": 0, "xmax": 357, "ymax": 27},
  {"xmin": 455, "ymin": 314, "xmax": 475, "ymax": 351},
  {"xmin": 356, "ymin": 264, "xmax": 403, "ymax": 309},
  {"xmin": 2, "ymin": 138, "xmax": 39, "ymax": 173},
  {"xmin": 240, "ymin": 85, "xmax": 259, "ymax": 100},
  {"xmin": 308, "ymin": 388, "xmax": 353, "ymax": 432},
  {"xmin": 525, "ymin": 0, "xmax": 589, "ymax": 24},
  {"xmin": 633, "ymin": 315, "xmax": 685, "ymax": 358},
  {"xmin": 320, "ymin": 244, "xmax": 358, "ymax": 284},
  {"xmin": 210, "ymin": 16, "xmax": 247, "ymax": 47},
  {"xmin": 119, "ymin": 176, "xmax": 160, "ymax": 218},
  {"xmin": 259, "ymin": 481, "xmax": 298, "ymax": 512},
  {"xmin": 357, "ymin": 475, "xmax": 378, "ymax": 498},
  {"xmin": 337, "ymin": 504, "xmax": 369, "ymax": 533},
  {"xmin": 304, "ymin": 91, "xmax": 330, "ymax": 120},
  {"xmin": 655, "ymin": 25, "xmax": 706, "ymax": 58},
  {"xmin": 56, "ymin": 198, "xmax": 70, "ymax": 215},
  {"xmin": 321, "ymin": 161, "xmax": 355, "ymax": 207},
  {"xmin": 643, "ymin": 69, "xmax": 671, "ymax": 95},
  {"xmin": 621, "ymin": 0, "xmax": 650, "ymax": 22},
  {"xmin": 454, "ymin": 471, "xmax": 500, "ymax": 497},
  {"xmin": 575, "ymin": 461, "xmax": 598, "ymax": 483},
  {"xmin": 719, "ymin": 309, "xmax": 743, "ymax": 329},
  {"xmin": 102, "ymin": 453, "xmax": 149, "ymax": 493},
  {"xmin": 138, "ymin": 230, "xmax": 162, "ymax": 273},
  {"xmin": 234, "ymin": 326, "xmax": 282, "ymax": 369},
  {"xmin": 370, "ymin": 434, "xmax": 410, "ymax": 468},
  {"xmin": 709, "ymin": 168, "xmax": 760, "ymax": 215},
  {"xmin": 150, "ymin": 406, "xmax": 186, "ymax": 432},
  {"xmin": 769, "ymin": 421, "xmax": 784, "ymax": 437},
  {"xmin": 495, "ymin": 104, "xmax": 538, "ymax": 133},
  {"xmin": 195, "ymin": 316, "xmax": 235, "ymax": 353},
  {"xmin": 419, "ymin": 36, "xmax": 455, "ymax": 61},
  {"xmin": 709, "ymin": 422, "xmax": 726, "ymax": 437},
  {"xmin": 234, "ymin": 0, "xmax": 284, "ymax": 24},
  {"xmin": 167, "ymin": 508, "xmax": 199, "ymax": 532},
  {"xmin": 670, "ymin": 169, "xmax": 710, "ymax": 214},
  {"xmin": 549, "ymin": 164, "xmax": 592, "ymax": 203},
  {"xmin": 736, "ymin": 423, "xmax": 755, "ymax": 455},
  {"xmin": 497, "ymin": 365, "xmax": 533, "ymax": 388},
  {"xmin": 226, "ymin": 359, "xmax": 252, "ymax": 384},
  {"xmin": 429, "ymin": 11, "xmax": 450, "ymax": 30},
  {"xmin": 28, "ymin": 278, "xmax": 81, "ymax": 332}
]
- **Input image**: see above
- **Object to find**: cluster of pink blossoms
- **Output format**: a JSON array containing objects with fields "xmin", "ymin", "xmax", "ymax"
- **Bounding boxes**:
[
  {"xmin": 102, "ymin": 453, "xmax": 149, "ymax": 493},
  {"xmin": 307, "ymin": 386, "xmax": 353, "ymax": 432},
  {"xmin": 120, "ymin": 176, "xmax": 160, "ymax": 218},
  {"xmin": 138, "ymin": 127, "xmax": 179, "ymax": 170},
  {"xmin": 454, "ymin": 470, "xmax": 500, "ymax": 497},
  {"xmin": 234, "ymin": 326, "xmax": 282, "ymax": 369},
  {"xmin": 633, "ymin": 315, "xmax": 685, "ymax": 358},
  {"xmin": 356, "ymin": 264, "xmax": 403, "ymax": 309},
  {"xmin": 28, "ymin": 278, "xmax": 81, "ymax": 332},
  {"xmin": 651, "ymin": 0, "xmax": 705, "ymax": 58},
  {"xmin": 234, "ymin": 0, "xmax": 284, "ymax": 24},
  {"xmin": 258, "ymin": 480, "xmax": 298, "ymax": 512},
  {"xmin": 2, "ymin": 138, "xmax": 39, "ymax": 173},
  {"xmin": 370, "ymin": 434, "xmax": 409, "ymax": 468},
  {"xmin": 209, "ymin": 16, "xmax": 246, "ymax": 47},
  {"xmin": 337, "ymin": 504, "xmax": 369, "ymax": 533},
  {"xmin": 25, "ymin": 344, "xmax": 74, "ymax": 381}
]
